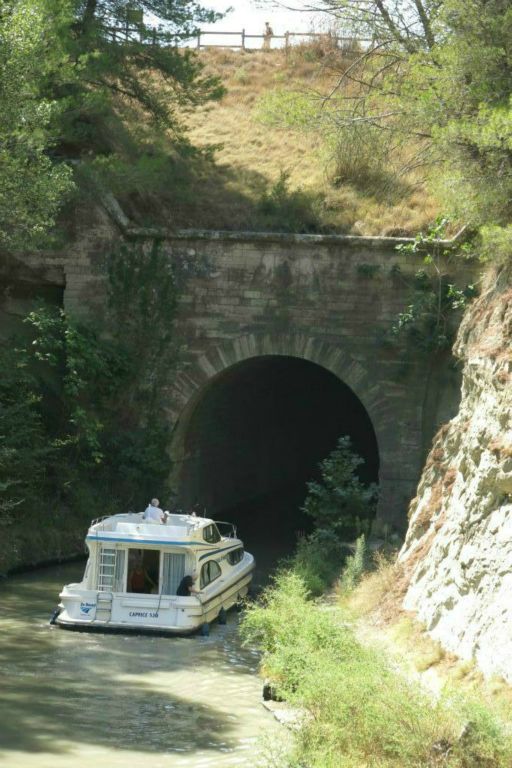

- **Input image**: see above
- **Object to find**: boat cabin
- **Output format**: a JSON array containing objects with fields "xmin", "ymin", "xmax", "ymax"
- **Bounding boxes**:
[{"xmin": 55, "ymin": 511, "xmax": 254, "ymax": 633}]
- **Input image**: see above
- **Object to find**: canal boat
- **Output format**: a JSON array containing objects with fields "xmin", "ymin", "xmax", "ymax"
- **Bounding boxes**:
[{"xmin": 54, "ymin": 511, "xmax": 255, "ymax": 634}]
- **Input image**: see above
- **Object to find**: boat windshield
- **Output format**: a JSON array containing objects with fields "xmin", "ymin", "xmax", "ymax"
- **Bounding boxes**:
[{"xmin": 215, "ymin": 521, "xmax": 238, "ymax": 538}]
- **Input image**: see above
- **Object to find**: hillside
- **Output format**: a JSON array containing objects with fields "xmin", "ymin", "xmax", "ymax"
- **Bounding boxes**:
[{"xmin": 175, "ymin": 45, "xmax": 441, "ymax": 235}]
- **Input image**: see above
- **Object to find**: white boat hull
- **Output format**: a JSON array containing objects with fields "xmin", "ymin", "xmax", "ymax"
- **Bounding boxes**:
[{"xmin": 56, "ymin": 563, "xmax": 254, "ymax": 635}]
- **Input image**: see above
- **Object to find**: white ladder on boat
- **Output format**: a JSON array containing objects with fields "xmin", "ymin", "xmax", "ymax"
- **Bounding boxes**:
[
  {"xmin": 96, "ymin": 591, "xmax": 113, "ymax": 623},
  {"xmin": 96, "ymin": 548, "xmax": 116, "ymax": 623}
]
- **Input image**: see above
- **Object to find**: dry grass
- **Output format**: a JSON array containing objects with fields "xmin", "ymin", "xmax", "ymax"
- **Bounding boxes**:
[
  {"xmin": 176, "ymin": 46, "xmax": 441, "ymax": 234},
  {"xmin": 347, "ymin": 554, "xmax": 512, "ymax": 725},
  {"xmin": 343, "ymin": 550, "xmax": 409, "ymax": 624}
]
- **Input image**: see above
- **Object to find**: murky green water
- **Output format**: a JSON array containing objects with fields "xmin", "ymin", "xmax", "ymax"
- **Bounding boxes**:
[{"xmin": 0, "ymin": 563, "xmax": 284, "ymax": 768}]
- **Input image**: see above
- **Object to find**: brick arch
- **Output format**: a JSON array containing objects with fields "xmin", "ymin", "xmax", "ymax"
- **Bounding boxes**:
[
  {"xmin": 168, "ymin": 333, "xmax": 402, "ymax": 524},
  {"xmin": 170, "ymin": 333, "xmax": 387, "ymax": 438}
]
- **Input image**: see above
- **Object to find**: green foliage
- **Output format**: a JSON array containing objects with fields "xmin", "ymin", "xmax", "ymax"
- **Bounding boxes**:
[
  {"xmin": 418, "ymin": 0, "xmax": 512, "ymax": 229},
  {"xmin": 304, "ymin": 0, "xmax": 512, "ymax": 257},
  {"xmin": 0, "ymin": 0, "xmax": 74, "ymax": 250},
  {"xmin": 387, "ymin": 220, "xmax": 478, "ymax": 351},
  {"xmin": 0, "ymin": 242, "xmax": 184, "ymax": 565},
  {"xmin": 291, "ymin": 438, "xmax": 376, "ymax": 594},
  {"xmin": 44, "ymin": 0, "xmax": 224, "ymax": 154},
  {"xmin": 292, "ymin": 530, "xmax": 347, "ymax": 596},
  {"xmin": 302, "ymin": 436, "xmax": 377, "ymax": 539},
  {"xmin": 325, "ymin": 121, "xmax": 399, "ymax": 194},
  {"xmin": 24, "ymin": 306, "xmax": 128, "ymax": 466},
  {"xmin": 257, "ymin": 171, "xmax": 321, "ymax": 233},
  {"xmin": 477, "ymin": 225, "xmax": 512, "ymax": 264},
  {"xmin": 244, "ymin": 575, "xmax": 512, "ymax": 767},
  {"xmin": 107, "ymin": 241, "xmax": 177, "ymax": 390},
  {"xmin": 255, "ymin": 89, "xmax": 402, "ymax": 200},
  {"xmin": 242, "ymin": 571, "xmax": 512, "ymax": 768},
  {"xmin": 255, "ymin": 89, "xmax": 319, "ymax": 130},
  {"xmin": 339, "ymin": 534, "xmax": 367, "ymax": 593},
  {"xmin": 0, "ymin": 347, "xmax": 49, "ymax": 518},
  {"xmin": 0, "ymin": 0, "xmax": 226, "ymax": 250}
]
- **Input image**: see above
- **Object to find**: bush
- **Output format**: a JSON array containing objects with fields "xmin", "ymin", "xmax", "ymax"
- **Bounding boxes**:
[
  {"xmin": 302, "ymin": 436, "xmax": 377, "ymax": 540},
  {"xmin": 292, "ymin": 531, "xmax": 346, "ymax": 596},
  {"xmin": 0, "ymin": 243, "xmax": 179, "ymax": 572},
  {"xmin": 339, "ymin": 533, "xmax": 367, "ymax": 593},
  {"xmin": 242, "ymin": 572, "xmax": 512, "ymax": 768},
  {"xmin": 325, "ymin": 122, "xmax": 397, "ymax": 195},
  {"xmin": 287, "ymin": 438, "xmax": 376, "ymax": 594},
  {"xmin": 256, "ymin": 171, "xmax": 321, "ymax": 233}
]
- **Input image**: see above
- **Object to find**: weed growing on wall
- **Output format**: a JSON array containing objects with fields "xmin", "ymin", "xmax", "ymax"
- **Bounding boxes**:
[{"xmin": 386, "ymin": 220, "xmax": 478, "ymax": 353}]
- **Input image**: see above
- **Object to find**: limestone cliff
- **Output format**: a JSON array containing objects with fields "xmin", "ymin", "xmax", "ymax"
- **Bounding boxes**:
[{"xmin": 399, "ymin": 265, "xmax": 512, "ymax": 681}]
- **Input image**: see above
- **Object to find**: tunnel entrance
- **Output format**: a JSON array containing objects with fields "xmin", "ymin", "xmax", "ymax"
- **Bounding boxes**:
[{"xmin": 176, "ymin": 355, "xmax": 379, "ymax": 570}]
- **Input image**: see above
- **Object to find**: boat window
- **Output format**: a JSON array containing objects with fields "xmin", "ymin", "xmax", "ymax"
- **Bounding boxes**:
[
  {"xmin": 127, "ymin": 548, "xmax": 160, "ymax": 594},
  {"xmin": 203, "ymin": 524, "xmax": 221, "ymax": 544},
  {"xmin": 113, "ymin": 549, "xmax": 126, "ymax": 592},
  {"xmin": 228, "ymin": 547, "xmax": 244, "ymax": 566},
  {"xmin": 200, "ymin": 560, "xmax": 222, "ymax": 589}
]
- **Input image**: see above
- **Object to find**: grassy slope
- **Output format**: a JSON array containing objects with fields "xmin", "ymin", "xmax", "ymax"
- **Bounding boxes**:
[
  {"xmin": 345, "ymin": 554, "xmax": 512, "ymax": 725},
  {"xmin": 180, "ymin": 45, "xmax": 441, "ymax": 235}
]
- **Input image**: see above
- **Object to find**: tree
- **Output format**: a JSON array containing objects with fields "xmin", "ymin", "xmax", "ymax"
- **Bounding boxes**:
[
  {"xmin": 0, "ymin": 0, "xmax": 74, "ymax": 251},
  {"xmin": 291, "ymin": 0, "xmax": 512, "ymax": 246},
  {"xmin": 44, "ymin": 0, "xmax": 225, "ymax": 156},
  {"xmin": 302, "ymin": 436, "xmax": 377, "ymax": 539},
  {"xmin": 308, "ymin": 0, "xmax": 441, "ymax": 52},
  {"xmin": 415, "ymin": 0, "xmax": 512, "ymax": 230}
]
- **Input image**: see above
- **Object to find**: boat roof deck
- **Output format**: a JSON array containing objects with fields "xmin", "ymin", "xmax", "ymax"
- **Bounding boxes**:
[{"xmin": 86, "ymin": 512, "xmax": 215, "ymax": 544}]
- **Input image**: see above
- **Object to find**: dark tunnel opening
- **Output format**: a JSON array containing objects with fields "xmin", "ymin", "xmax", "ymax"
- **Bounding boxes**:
[{"xmin": 177, "ymin": 355, "xmax": 379, "ymax": 575}]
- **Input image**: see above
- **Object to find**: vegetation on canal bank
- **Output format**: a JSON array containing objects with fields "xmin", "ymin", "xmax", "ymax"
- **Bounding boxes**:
[
  {"xmin": 241, "ymin": 442, "xmax": 512, "ymax": 768},
  {"xmin": 0, "ymin": 243, "xmax": 180, "ymax": 574},
  {"xmin": 243, "ymin": 562, "xmax": 512, "ymax": 768}
]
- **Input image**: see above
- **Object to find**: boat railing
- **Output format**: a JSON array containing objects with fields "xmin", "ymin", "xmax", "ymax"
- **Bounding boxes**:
[
  {"xmin": 90, "ymin": 512, "xmax": 142, "ymax": 530},
  {"xmin": 90, "ymin": 515, "xmax": 111, "ymax": 528},
  {"xmin": 214, "ymin": 521, "xmax": 238, "ymax": 539}
]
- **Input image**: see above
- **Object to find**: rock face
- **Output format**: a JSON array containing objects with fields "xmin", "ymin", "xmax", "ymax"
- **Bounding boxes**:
[{"xmin": 400, "ymin": 266, "xmax": 512, "ymax": 681}]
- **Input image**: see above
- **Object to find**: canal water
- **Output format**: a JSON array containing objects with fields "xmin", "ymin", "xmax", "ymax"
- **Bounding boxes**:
[{"xmin": 0, "ymin": 562, "xmax": 287, "ymax": 768}]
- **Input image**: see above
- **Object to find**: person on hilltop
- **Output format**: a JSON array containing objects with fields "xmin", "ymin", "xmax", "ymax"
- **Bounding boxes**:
[
  {"xmin": 143, "ymin": 497, "xmax": 165, "ymax": 523},
  {"xmin": 262, "ymin": 21, "xmax": 273, "ymax": 50}
]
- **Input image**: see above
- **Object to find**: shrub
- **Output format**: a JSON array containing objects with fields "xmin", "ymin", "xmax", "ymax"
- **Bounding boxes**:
[
  {"xmin": 288, "ymin": 438, "xmax": 376, "ymax": 594},
  {"xmin": 256, "ymin": 171, "xmax": 321, "ymax": 233},
  {"xmin": 339, "ymin": 533, "xmax": 367, "ymax": 593},
  {"xmin": 292, "ymin": 530, "xmax": 348, "ymax": 596},
  {"xmin": 242, "ymin": 572, "xmax": 512, "ymax": 768},
  {"xmin": 302, "ymin": 436, "xmax": 377, "ymax": 541}
]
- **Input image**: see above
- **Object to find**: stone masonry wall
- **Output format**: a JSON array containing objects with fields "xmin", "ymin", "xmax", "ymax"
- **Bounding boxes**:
[{"xmin": 5, "ymin": 216, "xmax": 467, "ymax": 530}]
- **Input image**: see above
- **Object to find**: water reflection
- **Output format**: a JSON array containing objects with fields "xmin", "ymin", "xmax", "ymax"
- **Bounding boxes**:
[{"xmin": 0, "ymin": 563, "xmax": 283, "ymax": 768}]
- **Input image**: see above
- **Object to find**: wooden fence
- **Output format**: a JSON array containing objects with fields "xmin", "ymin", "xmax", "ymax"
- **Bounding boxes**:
[
  {"xmin": 194, "ymin": 30, "xmax": 371, "ymax": 51},
  {"xmin": 104, "ymin": 25, "xmax": 371, "ymax": 51}
]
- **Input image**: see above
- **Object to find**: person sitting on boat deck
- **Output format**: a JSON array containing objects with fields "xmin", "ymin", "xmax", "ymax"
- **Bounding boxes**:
[
  {"xmin": 143, "ymin": 498, "xmax": 165, "ymax": 523},
  {"xmin": 130, "ymin": 561, "xmax": 157, "ymax": 593},
  {"xmin": 176, "ymin": 573, "xmax": 201, "ymax": 596}
]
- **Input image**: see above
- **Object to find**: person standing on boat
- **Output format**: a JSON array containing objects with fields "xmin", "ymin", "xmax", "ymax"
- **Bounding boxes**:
[
  {"xmin": 130, "ymin": 560, "xmax": 156, "ymax": 593},
  {"xmin": 176, "ymin": 573, "xmax": 201, "ymax": 596},
  {"xmin": 143, "ymin": 498, "xmax": 165, "ymax": 523}
]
